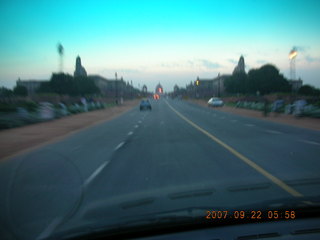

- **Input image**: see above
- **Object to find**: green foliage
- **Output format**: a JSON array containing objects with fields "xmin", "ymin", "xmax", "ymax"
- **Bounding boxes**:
[
  {"xmin": 13, "ymin": 85, "xmax": 28, "ymax": 96},
  {"xmin": 51, "ymin": 73, "xmax": 74, "ymax": 95},
  {"xmin": 74, "ymin": 76, "xmax": 100, "ymax": 95},
  {"xmin": 298, "ymin": 85, "xmax": 320, "ymax": 96},
  {"xmin": 0, "ymin": 87, "xmax": 14, "ymax": 97},
  {"xmin": 20, "ymin": 100, "xmax": 38, "ymax": 112},
  {"xmin": 247, "ymin": 65, "xmax": 291, "ymax": 95},
  {"xmin": 0, "ymin": 100, "xmax": 38, "ymax": 113},
  {"xmin": 0, "ymin": 102, "xmax": 16, "ymax": 112},
  {"xmin": 37, "ymin": 82, "xmax": 54, "ymax": 93},
  {"xmin": 224, "ymin": 73, "xmax": 248, "ymax": 94},
  {"xmin": 224, "ymin": 64, "xmax": 291, "ymax": 95},
  {"xmin": 0, "ymin": 117, "xmax": 25, "ymax": 129},
  {"xmin": 37, "ymin": 73, "xmax": 100, "ymax": 96}
]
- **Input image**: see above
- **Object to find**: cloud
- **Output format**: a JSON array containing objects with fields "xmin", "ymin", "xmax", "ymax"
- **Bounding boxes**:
[
  {"xmin": 160, "ymin": 62, "xmax": 180, "ymax": 69},
  {"xmin": 101, "ymin": 68, "xmax": 141, "ymax": 74},
  {"xmin": 157, "ymin": 59, "xmax": 221, "ymax": 71},
  {"xmin": 228, "ymin": 59, "xmax": 238, "ymax": 64},
  {"xmin": 305, "ymin": 56, "xmax": 320, "ymax": 63},
  {"xmin": 197, "ymin": 59, "xmax": 221, "ymax": 69},
  {"xmin": 256, "ymin": 59, "xmax": 267, "ymax": 64}
]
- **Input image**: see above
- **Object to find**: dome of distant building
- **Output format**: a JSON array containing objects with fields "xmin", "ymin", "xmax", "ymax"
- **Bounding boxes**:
[
  {"xmin": 74, "ymin": 56, "xmax": 87, "ymax": 77},
  {"xmin": 155, "ymin": 83, "xmax": 163, "ymax": 94},
  {"xmin": 233, "ymin": 55, "xmax": 245, "ymax": 74}
]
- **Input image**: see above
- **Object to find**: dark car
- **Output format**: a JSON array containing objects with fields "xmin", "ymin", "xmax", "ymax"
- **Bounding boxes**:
[{"xmin": 140, "ymin": 99, "xmax": 152, "ymax": 111}]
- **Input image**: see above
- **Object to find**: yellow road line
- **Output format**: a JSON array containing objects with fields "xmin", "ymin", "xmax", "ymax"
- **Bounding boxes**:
[{"xmin": 166, "ymin": 101, "xmax": 303, "ymax": 198}]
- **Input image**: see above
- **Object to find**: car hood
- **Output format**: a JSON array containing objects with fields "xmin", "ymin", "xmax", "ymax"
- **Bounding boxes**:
[{"xmin": 49, "ymin": 181, "xmax": 320, "ymax": 239}]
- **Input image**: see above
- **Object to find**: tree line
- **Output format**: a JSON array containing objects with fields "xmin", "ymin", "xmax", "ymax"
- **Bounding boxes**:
[
  {"xmin": 37, "ymin": 73, "xmax": 100, "ymax": 96},
  {"xmin": 0, "ymin": 73, "xmax": 100, "ymax": 98},
  {"xmin": 225, "ymin": 64, "xmax": 290, "ymax": 95},
  {"xmin": 224, "ymin": 64, "xmax": 320, "ymax": 95},
  {"xmin": 171, "ymin": 64, "xmax": 319, "ymax": 98},
  {"xmin": 0, "ymin": 85, "xmax": 28, "ymax": 97}
]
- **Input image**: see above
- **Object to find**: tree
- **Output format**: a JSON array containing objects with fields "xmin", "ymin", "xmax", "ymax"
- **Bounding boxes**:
[
  {"xmin": 224, "ymin": 72, "xmax": 248, "ymax": 94},
  {"xmin": 50, "ymin": 73, "xmax": 74, "ymax": 95},
  {"xmin": 13, "ymin": 85, "xmax": 28, "ymax": 96},
  {"xmin": 0, "ymin": 87, "xmax": 14, "ymax": 97},
  {"xmin": 298, "ymin": 85, "xmax": 320, "ymax": 96},
  {"xmin": 74, "ymin": 76, "xmax": 100, "ymax": 95},
  {"xmin": 37, "ymin": 82, "xmax": 53, "ymax": 93},
  {"xmin": 247, "ymin": 64, "xmax": 291, "ymax": 95},
  {"xmin": 36, "ymin": 73, "xmax": 100, "ymax": 96}
]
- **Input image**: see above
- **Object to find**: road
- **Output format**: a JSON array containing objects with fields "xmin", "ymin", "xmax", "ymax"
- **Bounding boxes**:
[{"xmin": 1, "ymin": 98, "xmax": 320, "ymax": 239}]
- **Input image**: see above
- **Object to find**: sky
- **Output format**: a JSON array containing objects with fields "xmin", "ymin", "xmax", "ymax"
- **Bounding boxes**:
[{"xmin": 0, "ymin": 0, "xmax": 320, "ymax": 92}]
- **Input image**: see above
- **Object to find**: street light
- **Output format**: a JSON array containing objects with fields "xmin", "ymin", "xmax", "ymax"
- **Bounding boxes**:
[
  {"xmin": 115, "ymin": 72, "xmax": 118, "ymax": 104},
  {"xmin": 289, "ymin": 49, "xmax": 297, "ymax": 59},
  {"xmin": 57, "ymin": 43, "xmax": 64, "ymax": 73},
  {"xmin": 289, "ymin": 48, "xmax": 298, "ymax": 80}
]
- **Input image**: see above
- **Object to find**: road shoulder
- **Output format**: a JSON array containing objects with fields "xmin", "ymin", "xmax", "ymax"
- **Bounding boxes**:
[
  {"xmin": 188, "ymin": 99, "xmax": 320, "ymax": 131},
  {"xmin": 0, "ymin": 100, "xmax": 139, "ymax": 161}
]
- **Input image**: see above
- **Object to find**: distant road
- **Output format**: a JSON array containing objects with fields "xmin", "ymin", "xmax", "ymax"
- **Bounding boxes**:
[{"xmin": 1, "ymin": 98, "xmax": 320, "ymax": 239}]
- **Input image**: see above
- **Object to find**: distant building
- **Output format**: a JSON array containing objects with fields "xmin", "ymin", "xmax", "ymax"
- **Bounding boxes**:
[
  {"xmin": 74, "ymin": 56, "xmax": 87, "ymax": 77},
  {"xmin": 233, "ymin": 55, "xmax": 245, "ymax": 74},
  {"xmin": 155, "ymin": 83, "xmax": 163, "ymax": 94},
  {"xmin": 88, "ymin": 75, "xmax": 109, "ymax": 95},
  {"xmin": 193, "ymin": 55, "xmax": 245, "ymax": 98},
  {"xmin": 288, "ymin": 78, "xmax": 303, "ymax": 92},
  {"xmin": 142, "ymin": 85, "xmax": 147, "ymax": 93},
  {"xmin": 196, "ymin": 74, "xmax": 230, "ymax": 97},
  {"xmin": 212, "ymin": 74, "xmax": 230, "ymax": 97},
  {"xmin": 16, "ymin": 78, "xmax": 47, "ymax": 95},
  {"xmin": 88, "ymin": 75, "xmax": 128, "ymax": 97}
]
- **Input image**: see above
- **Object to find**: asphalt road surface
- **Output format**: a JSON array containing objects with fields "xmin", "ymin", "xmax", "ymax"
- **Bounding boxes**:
[{"xmin": 1, "ymin": 98, "xmax": 320, "ymax": 240}]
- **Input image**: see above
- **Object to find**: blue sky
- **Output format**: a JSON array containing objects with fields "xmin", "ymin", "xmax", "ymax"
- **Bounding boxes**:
[{"xmin": 0, "ymin": 0, "xmax": 319, "ymax": 92}]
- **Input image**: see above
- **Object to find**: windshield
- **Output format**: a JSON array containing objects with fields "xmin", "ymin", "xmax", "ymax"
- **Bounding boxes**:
[{"xmin": 0, "ymin": 0, "xmax": 320, "ymax": 239}]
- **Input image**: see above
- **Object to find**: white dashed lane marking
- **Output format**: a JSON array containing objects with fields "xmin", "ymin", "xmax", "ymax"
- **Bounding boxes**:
[
  {"xmin": 245, "ymin": 123, "xmax": 255, "ymax": 127},
  {"xmin": 299, "ymin": 140, "xmax": 320, "ymax": 146},
  {"xmin": 114, "ymin": 142, "xmax": 125, "ymax": 151},
  {"xmin": 71, "ymin": 146, "xmax": 81, "ymax": 152},
  {"xmin": 231, "ymin": 119, "xmax": 238, "ymax": 122},
  {"xmin": 264, "ymin": 130, "xmax": 282, "ymax": 134},
  {"xmin": 134, "ymin": 125, "xmax": 139, "ymax": 128},
  {"xmin": 84, "ymin": 160, "xmax": 110, "ymax": 188},
  {"xmin": 128, "ymin": 131, "xmax": 133, "ymax": 136}
]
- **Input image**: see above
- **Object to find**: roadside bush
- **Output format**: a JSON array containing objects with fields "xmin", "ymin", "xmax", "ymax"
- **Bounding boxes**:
[
  {"xmin": 20, "ymin": 101, "xmax": 38, "ymax": 112},
  {"xmin": 0, "ymin": 103, "xmax": 16, "ymax": 112}
]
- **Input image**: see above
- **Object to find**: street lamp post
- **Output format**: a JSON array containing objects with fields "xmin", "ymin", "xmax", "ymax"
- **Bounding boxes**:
[
  {"xmin": 289, "ymin": 48, "xmax": 298, "ymax": 81},
  {"xmin": 120, "ymin": 76, "xmax": 123, "ymax": 104},
  {"xmin": 57, "ymin": 43, "xmax": 64, "ymax": 73},
  {"xmin": 218, "ymin": 78, "xmax": 220, "ymax": 97},
  {"xmin": 115, "ymin": 72, "xmax": 118, "ymax": 104}
]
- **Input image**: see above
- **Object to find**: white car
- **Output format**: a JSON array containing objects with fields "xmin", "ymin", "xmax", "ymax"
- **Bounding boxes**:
[{"xmin": 208, "ymin": 97, "xmax": 224, "ymax": 107}]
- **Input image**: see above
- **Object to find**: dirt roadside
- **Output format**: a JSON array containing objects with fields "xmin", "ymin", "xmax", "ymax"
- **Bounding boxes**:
[
  {"xmin": 189, "ymin": 99, "xmax": 320, "ymax": 131},
  {"xmin": 0, "ymin": 100, "xmax": 140, "ymax": 161}
]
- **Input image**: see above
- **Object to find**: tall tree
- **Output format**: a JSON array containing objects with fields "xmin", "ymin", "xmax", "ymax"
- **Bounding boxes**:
[
  {"xmin": 298, "ymin": 84, "xmax": 320, "ymax": 96},
  {"xmin": 224, "ymin": 72, "xmax": 248, "ymax": 94},
  {"xmin": 0, "ymin": 87, "xmax": 14, "ymax": 97},
  {"xmin": 247, "ymin": 64, "xmax": 291, "ymax": 94},
  {"xmin": 13, "ymin": 85, "xmax": 28, "ymax": 96}
]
